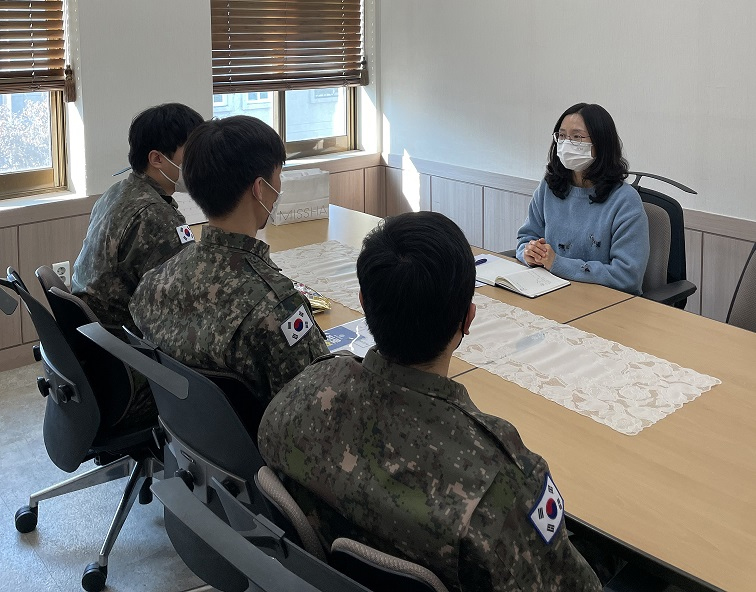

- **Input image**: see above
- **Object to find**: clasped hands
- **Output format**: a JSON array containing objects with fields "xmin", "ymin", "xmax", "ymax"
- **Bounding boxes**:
[{"xmin": 523, "ymin": 238, "xmax": 555, "ymax": 270}]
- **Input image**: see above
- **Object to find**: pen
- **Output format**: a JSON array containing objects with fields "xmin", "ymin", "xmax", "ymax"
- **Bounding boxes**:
[{"xmin": 475, "ymin": 258, "xmax": 487, "ymax": 265}]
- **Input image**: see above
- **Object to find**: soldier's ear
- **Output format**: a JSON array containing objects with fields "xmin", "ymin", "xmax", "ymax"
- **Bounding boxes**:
[
  {"xmin": 462, "ymin": 303, "xmax": 476, "ymax": 335},
  {"xmin": 147, "ymin": 150, "xmax": 165, "ymax": 169}
]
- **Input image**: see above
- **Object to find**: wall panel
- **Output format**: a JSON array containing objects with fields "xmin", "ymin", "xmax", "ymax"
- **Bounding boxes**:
[
  {"xmin": 684, "ymin": 229, "xmax": 703, "ymax": 315},
  {"xmin": 385, "ymin": 168, "xmax": 430, "ymax": 216},
  {"xmin": 431, "ymin": 177, "xmax": 483, "ymax": 248},
  {"xmin": 0, "ymin": 227, "xmax": 22, "ymax": 350},
  {"xmin": 482, "ymin": 188, "xmax": 531, "ymax": 253},
  {"xmin": 329, "ymin": 170, "xmax": 365, "ymax": 212},
  {"xmin": 364, "ymin": 166, "xmax": 386, "ymax": 218},
  {"xmin": 701, "ymin": 235, "xmax": 755, "ymax": 322}
]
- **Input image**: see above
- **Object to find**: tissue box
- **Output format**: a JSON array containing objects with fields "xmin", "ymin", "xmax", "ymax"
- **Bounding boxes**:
[{"xmin": 271, "ymin": 168, "xmax": 330, "ymax": 225}]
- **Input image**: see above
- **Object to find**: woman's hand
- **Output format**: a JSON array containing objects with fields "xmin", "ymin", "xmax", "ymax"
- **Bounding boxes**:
[{"xmin": 524, "ymin": 238, "xmax": 556, "ymax": 270}]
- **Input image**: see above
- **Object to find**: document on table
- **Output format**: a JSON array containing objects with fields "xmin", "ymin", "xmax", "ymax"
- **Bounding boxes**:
[
  {"xmin": 324, "ymin": 317, "xmax": 374, "ymax": 357},
  {"xmin": 475, "ymin": 254, "xmax": 569, "ymax": 298}
]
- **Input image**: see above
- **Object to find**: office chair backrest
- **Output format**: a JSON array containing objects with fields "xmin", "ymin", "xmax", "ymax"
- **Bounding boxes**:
[
  {"xmin": 44, "ymin": 283, "xmax": 134, "ymax": 428},
  {"xmin": 629, "ymin": 173, "xmax": 698, "ymax": 308},
  {"xmin": 255, "ymin": 466, "xmax": 327, "ymax": 560},
  {"xmin": 36, "ymin": 264, "xmax": 68, "ymax": 295},
  {"xmin": 0, "ymin": 274, "xmax": 19, "ymax": 315},
  {"xmin": 641, "ymin": 201, "xmax": 671, "ymax": 295},
  {"xmin": 726, "ymin": 243, "xmax": 756, "ymax": 332},
  {"xmin": 330, "ymin": 538, "xmax": 450, "ymax": 592},
  {"xmin": 3, "ymin": 267, "xmax": 100, "ymax": 472}
]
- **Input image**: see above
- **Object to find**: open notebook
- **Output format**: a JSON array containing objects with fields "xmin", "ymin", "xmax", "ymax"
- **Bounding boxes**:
[{"xmin": 475, "ymin": 254, "xmax": 570, "ymax": 298}]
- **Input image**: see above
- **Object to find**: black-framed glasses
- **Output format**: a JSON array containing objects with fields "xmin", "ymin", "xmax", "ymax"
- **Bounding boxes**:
[{"xmin": 553, "ymin": 132, "xmax": 591, "ymax": 146}]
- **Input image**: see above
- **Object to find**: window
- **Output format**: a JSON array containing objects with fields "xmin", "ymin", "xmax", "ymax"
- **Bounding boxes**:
[
  {"xmin": 210, "ymin": 0, "xmax": 366, "ymax": 158},
  {"xmin": 0, "ymin": 1, "xmax": 68, "ymax": 199}
]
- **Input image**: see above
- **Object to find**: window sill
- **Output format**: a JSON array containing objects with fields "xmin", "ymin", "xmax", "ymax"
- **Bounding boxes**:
[
  {"xmin": 284, "ymin": 150, "xmax": 382, "ymax": 174},
  {"xmin": 0, "ymin": 191, "xmax": 97, "ymax": 229},
  {"xmin": 0, "ymin": 151, "xmax": 382, "ymax": 228}
]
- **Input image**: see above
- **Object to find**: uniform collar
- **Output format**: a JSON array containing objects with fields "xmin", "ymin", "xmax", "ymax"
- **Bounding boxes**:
[
  {"xmin": 199, "ymin": 225, "xmax": 278, "ymax": 267},
  {"xmin": 362, "ymin": 347, "xmax": 469, "ymax": 404},
  {"xmin": 130, "ymin": 172, "xmax": 177, "ymax": 207}
]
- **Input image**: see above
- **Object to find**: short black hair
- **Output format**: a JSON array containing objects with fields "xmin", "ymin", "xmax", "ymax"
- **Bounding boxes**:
[
  {"xmin": 356, "ymin": 212, "xmax": 476, "ymax": 366},
  {"xmin": 545, "ymin": 103, "xmax": 629, "ymax": 203},
  {"xmin": 127, "ymin": 103, "xmax": 204, "ymax": 173},
  {"xmin": 182, "ymin": 116, "xmax": 287, "ymax": 218}
]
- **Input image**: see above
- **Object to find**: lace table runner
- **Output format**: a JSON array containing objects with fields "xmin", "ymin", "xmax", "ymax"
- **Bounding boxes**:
[{"xmin": 272, "ymin": 241, "xmax": 721, "ymax": 435}]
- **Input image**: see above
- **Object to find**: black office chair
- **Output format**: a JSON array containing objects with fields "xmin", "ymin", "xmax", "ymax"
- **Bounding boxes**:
[
  {"xmin": 726, "ymin": 242, "xmax": 756, "ymax": 332},
  {"xmin": 151, "ymin": 477, "xmax": 371, "ymax": 592},
  {"xmin": 330, "ymin": 538, "xmax": 450, "ymax": 592},
  {"xmin": 78, "ymin": 321, "xmax": 272, "ymax": 592},
  {"xmin": 628, "ymin": 172, "xmax": 697, "ymax": 308},
  {"xmin": 1, "ymin": 267, "xmax": 160, "ymax": 592},
  {"xmin": 503, "ymin": 173, "xmax": 697, "ymax": 306}
]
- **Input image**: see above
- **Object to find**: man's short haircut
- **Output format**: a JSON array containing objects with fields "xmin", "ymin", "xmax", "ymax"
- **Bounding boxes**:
[
  {"xmin": 356, "ymin": 211, "xmax": 476, "ymax": 365},
  {"xmin": 127, "ymin": 103, "xmax": 204, "ymax": 173},
  {"xmin": 182, "ymin": 116, "xmax": 287, "ymax": 219}
]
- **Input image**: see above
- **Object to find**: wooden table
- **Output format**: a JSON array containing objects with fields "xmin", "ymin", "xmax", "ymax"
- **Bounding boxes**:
[
  {"xmin": 457, "ymin": 297, "xmax": 756, "ymax": 591},
  {"xmin": 198, "ymin": 207, "xmax": 749, "ymax": 588}
]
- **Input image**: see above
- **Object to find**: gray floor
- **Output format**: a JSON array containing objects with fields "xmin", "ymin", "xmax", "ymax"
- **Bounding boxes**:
[{"xmin": 0, "ymin": 362, "xmax": 210, "ymax": 592}]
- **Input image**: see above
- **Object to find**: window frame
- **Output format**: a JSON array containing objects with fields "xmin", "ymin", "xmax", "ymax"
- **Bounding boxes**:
[{"xmin": 0, "ymin": 90, "xmax": 67, "ymax": 200}]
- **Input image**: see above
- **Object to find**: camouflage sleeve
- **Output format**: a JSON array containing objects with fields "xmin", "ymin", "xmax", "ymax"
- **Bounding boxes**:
[
  {"xmin": 230, "ymin": 292, "xmax": 329, "ymax": 401},
  {"xmin": 118, "ymin": 204, "xmax": 186, "ymax": 287},
  {"xmin": 461, "ymin": 464, "xmax": 602, "ymax": 592}
]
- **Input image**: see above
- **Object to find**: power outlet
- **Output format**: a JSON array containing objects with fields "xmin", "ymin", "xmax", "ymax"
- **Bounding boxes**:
[{"xmin": 52, "ymin": 260, "xmax": 71, "ymax": 288}]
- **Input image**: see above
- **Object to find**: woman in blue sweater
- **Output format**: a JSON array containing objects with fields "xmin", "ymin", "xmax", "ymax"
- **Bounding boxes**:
[{"xmin": 516, "ymin": 103, "xmax": 650, "ymax": 295}]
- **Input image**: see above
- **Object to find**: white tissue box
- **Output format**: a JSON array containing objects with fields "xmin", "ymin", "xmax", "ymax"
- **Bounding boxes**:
[{"xmin": 271, "ymin": 169, "xmax": 330, "ymax": 225}]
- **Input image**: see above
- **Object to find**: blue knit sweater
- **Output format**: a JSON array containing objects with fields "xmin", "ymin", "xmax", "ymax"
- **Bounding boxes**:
[{"xmin": 516, "ymin": 180, "xmax": 650, "ymax": 295}]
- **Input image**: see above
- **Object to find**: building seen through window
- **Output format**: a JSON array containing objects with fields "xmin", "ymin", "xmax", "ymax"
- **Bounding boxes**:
[
  {"xmin": 0, "ymin": 92, "xmax": 53, "ymax": 175},
  {"xmin": 212, "ymin": 87, "xmax": 349, "ymax": 149}
]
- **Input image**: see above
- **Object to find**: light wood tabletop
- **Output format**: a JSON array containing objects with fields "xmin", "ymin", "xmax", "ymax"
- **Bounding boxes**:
[
  {"xmin": 471, "ymin": 248, "xmax": 634, "ymax": 324},
  {"xmin": 457, "ymin": 297, "xmax": 756, "ymax": 591}
]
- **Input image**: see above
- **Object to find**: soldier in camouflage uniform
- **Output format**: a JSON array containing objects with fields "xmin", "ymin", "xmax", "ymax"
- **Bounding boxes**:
[
  {"xmin": 130, "ymin": 116, "xmax": 328, "ymax": 417},
  {"xmin": 72, "ymin": 103, "xmax": 204, "ymax": 334},
  {"xmin": 71, "ymin": 103, "xmax": 203, "ymax": 425},
  {"xmin": 258, "ymin": 212, "xmax": 602, "ymax": 591}
]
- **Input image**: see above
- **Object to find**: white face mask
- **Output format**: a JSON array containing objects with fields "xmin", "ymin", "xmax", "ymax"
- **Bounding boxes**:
[
  {"xmin": 255, "ymin": 177, "xmax": 283, "ymax": 226},
  {"xmin": 158, "ymin": 154, "xmax": 188, "ymax": 193},
  {"xmin": 557, "ymin": 141, "xmax": 595, "ymax": 172}
]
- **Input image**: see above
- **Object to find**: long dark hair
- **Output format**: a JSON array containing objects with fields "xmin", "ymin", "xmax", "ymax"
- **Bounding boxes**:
[{"xmin": 545, "ymin": 103, "xmax": 628, "ymax": 203}]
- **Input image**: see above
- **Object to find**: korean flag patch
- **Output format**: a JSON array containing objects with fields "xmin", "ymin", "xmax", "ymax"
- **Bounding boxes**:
[
  {"xmin": 528, "ymin": 472, "xmax": 564, "ymax": 544},
  {"xmin": 280, "ymin": 304, "xmax": 314, "ymax": 346},
  {"xmin": 176, "ymin": 224, "xmax": 195, "ymax": 244}
]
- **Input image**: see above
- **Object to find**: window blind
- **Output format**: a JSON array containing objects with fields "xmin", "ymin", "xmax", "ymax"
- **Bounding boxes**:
[
  {"xmin": 211, "ymin": 0, "xmax": 366, "ymax": 93},
  {"xmin": 0, "ymin": 0, "xmax": 65, "ymax": 93}
]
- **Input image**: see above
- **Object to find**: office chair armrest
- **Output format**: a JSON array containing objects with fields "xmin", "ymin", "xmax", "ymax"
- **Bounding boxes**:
[
  {"xmin": 499, "ymin": 249, "xmax": 517, "ymax": 258},
  {"xmin": 642, "ymin": 280, "xmax": 697, "ymax": 307}
]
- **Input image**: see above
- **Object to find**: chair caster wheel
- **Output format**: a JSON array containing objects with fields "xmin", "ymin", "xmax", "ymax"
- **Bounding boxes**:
[
  {"xmin": 15, "ymin": 505, "xmax": 38, "ymax": 533},
  {"xmin": 82, "ymin": 562, "xmax": 107, "ymax": 592},
  {"xmin": 139, "ymin": 477, "xmax": 153, "ymax": 505}
]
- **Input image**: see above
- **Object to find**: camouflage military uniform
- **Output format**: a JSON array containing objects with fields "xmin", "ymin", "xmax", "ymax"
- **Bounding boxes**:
[
  {"xmin": 72, "ymin": 173, "xmax": 188, "ymax": 333},
  {"xmin": 129, "ymin": 225, "xmax": 329, "ymax": 405},
  {"xmin": 258, "ymin": 349, "xmax": 602, "ymax": 592}
]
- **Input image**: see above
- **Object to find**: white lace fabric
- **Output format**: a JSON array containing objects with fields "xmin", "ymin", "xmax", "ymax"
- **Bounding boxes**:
[{"xmin": 272, "ymin": 240, "xmax": 721, "ymax": 436}]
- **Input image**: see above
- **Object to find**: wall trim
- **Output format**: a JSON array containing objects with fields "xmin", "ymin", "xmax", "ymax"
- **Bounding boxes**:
[
  {"xmin": 0, "ymin": 194, "xmax": 99, "ymax": 229},
  {"xmin": 386, "ymin": 152, "xmax": 540, "ymax": 195},
  {"xmin": 385, "ymin": 153, "xmax": 756, "ymax": 241},
  {"xmin": 683, "ymin": 210, "xmax": 756, "ymax": 242}
]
